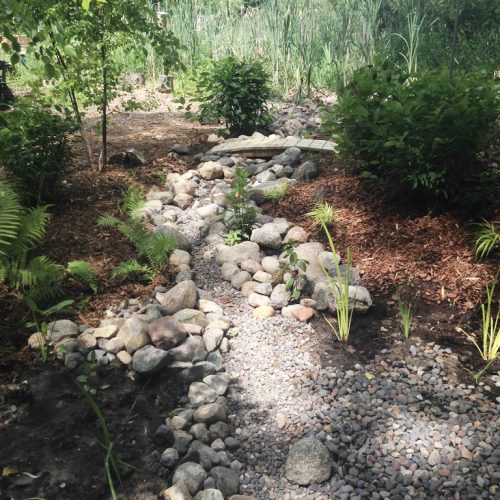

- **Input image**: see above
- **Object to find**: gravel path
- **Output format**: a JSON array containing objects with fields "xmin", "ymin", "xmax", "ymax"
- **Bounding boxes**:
[{"xmin": 173, "ymin": 179, "xmax": 500, "ymax": 499}]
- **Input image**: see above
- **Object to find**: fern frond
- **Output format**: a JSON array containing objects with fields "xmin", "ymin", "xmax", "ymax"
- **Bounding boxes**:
[
  {"xmin": 0, "ymin": 262, "xmax": 6, "ymax": 285},
  {"xmin": 110, "ymin": 259, "xmax": 153, "ymax": 282},
  {"xmin": 11, "ymin": 205, "xmax": 52, "ymax": 255},
  {"xmin": 67, "ymin": 260, "xmax": 99, "ymax": 293},
  {"xmin": 120, "ymin": 187, "xmax": 145, "ymax": 219},
  {"xmin": 0, "ymin": 181, "xmax": 23, "ymax": 255},
  {"xmin": 118, "ymin": 219, "xmax": 150, "ymax": 249},
  {"xmin": 142, "ymin": 233, "xmax": 178, "ymax": 269},
  {"xmin": 8, "ymin": 256, "xmax": 64, "ymax": 299},
  {"xmin": 97, "ymin": 214, "xmax": 121, "ymax": 228}
]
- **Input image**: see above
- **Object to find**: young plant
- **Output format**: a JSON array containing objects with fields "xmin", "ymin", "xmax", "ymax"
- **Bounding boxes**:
[
  {"xmin": 398, "ymin": 300, "xmax": 412, "ymax": 339},
  {"xmin": 223, "ymin": 166, "xmax": 257, "ymax": 241},
  {"xmin": 76, "ymin": 375, "xmax": 128, "ymax": 500},
  {"xmin": 459, "ymin": 281, "xmax": 500, "ymax": 361},
  {"xmin": 307, "ymin": 201, "xmax": 354, "ymax": 341},
  {"xmin": 282, "ymin": 241, "xmax": 308, "ymax": 301},
  {"xmin": 265, "ymin": 179, "xmax": 290, "ymax": 204},
  {"xmin": 25, "ymin": 298, "xmax": 75, "ymax": 362},
  {"xmin": 224, "ymin": 229, "xmax": 242, "ymax": 247},
  {"xmin": 472, "ymin": 219, "xmax": 499, "ymax": 260}
]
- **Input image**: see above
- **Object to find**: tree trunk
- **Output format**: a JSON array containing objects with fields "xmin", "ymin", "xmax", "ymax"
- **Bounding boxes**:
[
  {"xmin": 100, "ymin": 41, "xmax": 107, "ymax": 172},
  {"xmin": 51, "ymin": 41, "xmax": 93, "ymax": 169}
]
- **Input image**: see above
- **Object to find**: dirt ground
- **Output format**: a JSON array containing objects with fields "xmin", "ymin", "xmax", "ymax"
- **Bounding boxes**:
[{"xmin": 0, "ymin": 91, "xmax": 498, "ymax": 499}]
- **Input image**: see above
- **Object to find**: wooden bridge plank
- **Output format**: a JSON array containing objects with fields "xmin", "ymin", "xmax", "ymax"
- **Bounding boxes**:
[{"xmin": 209, "ymin": 137, "xmax": 337, "ymax": 155}]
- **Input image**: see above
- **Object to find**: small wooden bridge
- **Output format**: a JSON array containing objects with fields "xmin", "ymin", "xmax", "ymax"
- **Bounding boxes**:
[{"xmin": 210, "ymin": 135, "xmax": 337, "ymax": 158}]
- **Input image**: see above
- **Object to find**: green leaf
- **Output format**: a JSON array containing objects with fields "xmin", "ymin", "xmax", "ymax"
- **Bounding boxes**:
[
  {"xmin": 63, "ymin": 44, "xmax": 77, "ymax": 59},
  {"xmin": 82, "ymin": 0, "xmax": 91, "ymax": 10}
]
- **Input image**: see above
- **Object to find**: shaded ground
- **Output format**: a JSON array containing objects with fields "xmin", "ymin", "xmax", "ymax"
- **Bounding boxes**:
[{"xmin": 0, "ymin": 94, "xmax": 213, "ymax": 499}]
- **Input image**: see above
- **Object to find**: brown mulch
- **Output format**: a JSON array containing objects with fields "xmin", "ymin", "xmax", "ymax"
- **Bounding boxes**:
[
  {"xmin": 0, "ymin": 98, "xmax": 216, "ymax": 365},
  {"xmin": 264, "ymin": 156, "xmax": 498, "ymax": 313}
]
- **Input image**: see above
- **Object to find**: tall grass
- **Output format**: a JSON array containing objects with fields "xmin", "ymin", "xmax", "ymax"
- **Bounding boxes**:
[{"xmin": 160, "ymin": 0, "xmax": 387, "ymax": 98}]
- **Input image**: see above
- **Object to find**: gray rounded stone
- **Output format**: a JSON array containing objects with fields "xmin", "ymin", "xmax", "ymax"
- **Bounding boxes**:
[
  {"xmin": 285, "ymin": 437, "xmax": 332, "ymax": 485},
  {"xmin": 172, "ymin": 462, "xmax": 207, "ymax": 495}
]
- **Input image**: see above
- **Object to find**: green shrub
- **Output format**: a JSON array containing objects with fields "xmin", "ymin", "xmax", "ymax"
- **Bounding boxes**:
[
  {"xmin": 197, "ymin": 56, "xmax": 272, "ymax": 135},
  {"xmin": 325, "ymin": 66, "xmax": 499, "ymax": 209},
  {"xmin": 0, "ymin": 100, "xmax": 74, "ymax": 205}
]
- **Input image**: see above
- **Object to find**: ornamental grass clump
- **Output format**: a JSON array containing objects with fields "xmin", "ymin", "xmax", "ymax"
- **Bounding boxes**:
[
  {"xmin": 307, "ymin": 201, "xmax": 354, "ymax": 341},
  {"xmin": 459, "ymin": 281, "xmax": 500, "ymax": 362}
]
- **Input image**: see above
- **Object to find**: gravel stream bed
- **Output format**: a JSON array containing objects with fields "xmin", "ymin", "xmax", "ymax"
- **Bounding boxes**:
[{"xmin": 174, "ymin": 183, "xmax": 500, "ymax": 500}]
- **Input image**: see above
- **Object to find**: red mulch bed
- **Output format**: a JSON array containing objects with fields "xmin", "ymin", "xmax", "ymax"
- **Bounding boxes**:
[{"xmin": 264, "ymin": 155, "xmax": 498, "ymax": 313}]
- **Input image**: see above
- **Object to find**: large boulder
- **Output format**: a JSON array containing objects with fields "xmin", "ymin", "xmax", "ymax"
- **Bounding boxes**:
[
  {"xmin": 156, "ymin": 280, "xmax": 198, "ymax": 315},
  {"xmin": 285, "ymin": 437, "xmax": 332, "ymax": 485},
  {"xmin": 116, "ymin": 317, "xmax": 150, "ymax": 354},
  {"xmin": 148, "ymin": 316, "xmax": 187, "ymax": 350},
  {"xmin": 216, "ymin": 241, "xmax": 261, "ymax": 266}
]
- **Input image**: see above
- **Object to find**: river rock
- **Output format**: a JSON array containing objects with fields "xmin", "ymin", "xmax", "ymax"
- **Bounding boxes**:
[
  {"xmin": 148, "ymin": 316, "xmax": 187, "ymax": 350},
  {"xmin": 261, "ymin": 256, "xmax": 280, "ymax": 274},
  {"xmin": 169, "ymin": 336, "xmax": 205, "ymax": 362},
  {"xmin": 203, "ymin": 329, "xmax": 224, "ymax": 352},
  {"xmin": 46, "ymin": 320, "xmax": 79, "ymax": 343},
  {"xmin": 116, "ymin": 317, "xmax": 150, "ymax": 354},
  {"xmin": 189, "ymin": 382, "xmax": 219, "ymax": 407},
  {"xmin": 292, "ymin": 160, "xmax": 318, "ymax": 180},
  {"xmin": 270, "ymin": 284, "xmax": 291, "ymax": 308},
  {"xmin": 173, "ymin": 309, "xmax": 208, "ymax": 328},
  {"xmin": 163, "ymin": 481, "xmax": 193, "ymax": 500},
  {"xmin": 133, "ymin": 345, "xmax": 170, "ymax": 374},
  {"xmin": 200, "ymin": 161, "xmax": 224, "ymax": 180},
  {"xmin": 155, "ymin": 224, "xmax": 190, "ymax": 251},
  {"xmin": 285, "ymin": 437, "xmax": 332, "ymax": 485},
  {"xmin": 173, "ymin": 462, "xmax": 207, "ymax": 495},
  {"xmin": 216, "ymin": 242, "xmax": 261, "ymax": 266},
  {"xmin": 193, "ymin": 401, "xmax": 228, "ymax": 424},
  {"xmin": 248, "ymin": 293, "xmax": 271, "ymax": 308},
  {"xmin": 210, "ymin": 466, "xmax": 240, "ymax": 498},
  {"xmin": 250, "ymin": 224, "xmax": 283, "ymax": 250},
  {"xmin": 156, "ymin": 280, "xmax": 198, "ymax": 314}
]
